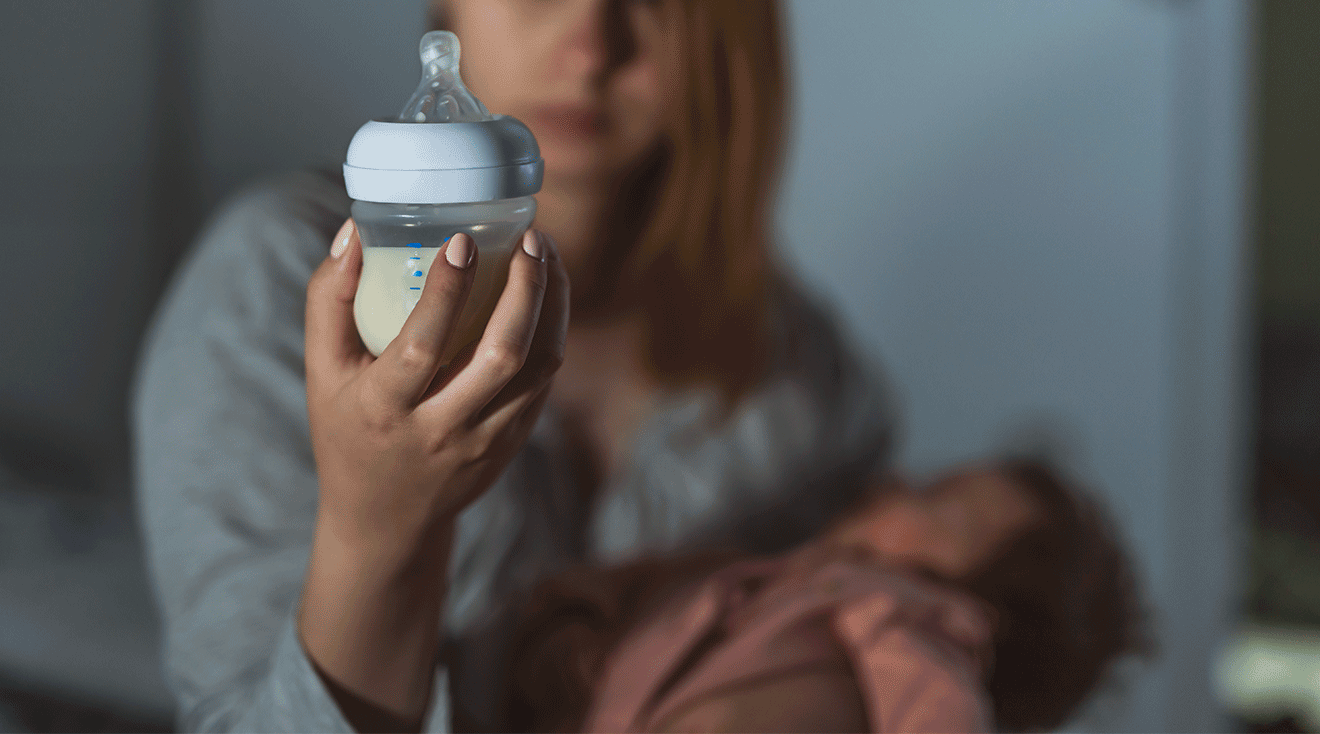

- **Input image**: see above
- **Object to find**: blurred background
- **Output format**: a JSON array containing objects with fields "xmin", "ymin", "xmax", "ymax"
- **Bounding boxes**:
[{"xmin": 0, "ymin": 0, "xmax": 1312, "ymax": 731}]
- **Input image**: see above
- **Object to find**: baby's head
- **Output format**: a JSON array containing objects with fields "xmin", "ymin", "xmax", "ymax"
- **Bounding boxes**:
[{"xmin": 829, "ymin": 458, "xmax": 1154, "ymax": 732}]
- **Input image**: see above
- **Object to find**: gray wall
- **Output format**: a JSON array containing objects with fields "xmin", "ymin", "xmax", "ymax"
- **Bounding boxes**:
[
  {"xmin": 192, "ymin": 0, "xmax": 427, "ymax": 210},
  {"xmin": 0, "ymin": 0, "xmax": 427, "ymax": 484},
  {"xmin": 0, "ymin": 2, "xmax": 159, "ymax": 479}
]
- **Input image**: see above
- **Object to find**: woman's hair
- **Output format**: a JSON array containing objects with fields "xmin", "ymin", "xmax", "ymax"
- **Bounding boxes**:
[
  {"xmin": 434, "ymin": 1, "xmax": 790, "ymax": 407},
  {"xmin": 950, "ymin": 458, "xmax": 1157, "ymax": 732},
  {"xmin": 623, "ymin": 0, "xmax": 788, "ymax": 405}
]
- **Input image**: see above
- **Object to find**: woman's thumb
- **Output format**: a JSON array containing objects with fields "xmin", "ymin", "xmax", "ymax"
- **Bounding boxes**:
[{"xmin": 305, "ymin": 218, "xmax": 367, "ymax": 380}]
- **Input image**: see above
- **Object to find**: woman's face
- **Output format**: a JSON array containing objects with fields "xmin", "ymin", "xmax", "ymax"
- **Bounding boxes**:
[
  {"xmin": 439, "ymin": 0, "xmax": 675, "ymax": 182},
  {"xmin": 837, "ymin": 466, "xmax": 1042, "ymax": 579}
]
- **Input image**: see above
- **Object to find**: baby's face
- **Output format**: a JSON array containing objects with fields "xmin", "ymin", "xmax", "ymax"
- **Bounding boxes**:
[{"xmin": 830, "ymin": 464, "xmax": 1041, "ymax": 579}]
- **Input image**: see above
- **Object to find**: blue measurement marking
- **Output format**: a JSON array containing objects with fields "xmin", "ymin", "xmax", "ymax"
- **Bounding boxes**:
[
  {"xmin": 407, "ymin": 255, "xmax": 420, "ymax": 260},
  {"xmin": 409, "ymin": 286, "xmax": 421, "ymax": 290},
  {"xmin": 408, "ymin": 242, "xmax": 421, "ymax": 248},
  {"xmin": 413, "ymin": 271, "xmax": 424, "ymax": 277}
]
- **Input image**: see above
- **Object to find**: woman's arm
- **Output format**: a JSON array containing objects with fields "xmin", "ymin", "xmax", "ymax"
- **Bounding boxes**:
[
  {"xmin": 297, "ymin": 514, "xmax": 454, "ymax": 733},
  {"xmin": 133, "ymin": 172, "xmax": 568, "ymax": 733},
  {"xmin": 298, "ymin": 209, "xmax": 564, "ymax": 731}
]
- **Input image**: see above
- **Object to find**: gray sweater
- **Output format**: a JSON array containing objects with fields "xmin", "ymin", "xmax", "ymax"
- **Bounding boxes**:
[{"xmin": 131, "ymin": 170, "xmax": 895, "ymax": 733}]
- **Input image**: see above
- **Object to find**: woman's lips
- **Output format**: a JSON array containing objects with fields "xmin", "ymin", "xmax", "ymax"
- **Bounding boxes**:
[{"xmin": 531, "ymin": 104, "xmax": 608, "ymax": 139}]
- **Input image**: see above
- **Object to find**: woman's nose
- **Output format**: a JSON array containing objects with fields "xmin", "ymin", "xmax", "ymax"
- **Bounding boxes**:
[{"xmin": 559, "ymin": 0, "xmax": 636, "ymax": 81}]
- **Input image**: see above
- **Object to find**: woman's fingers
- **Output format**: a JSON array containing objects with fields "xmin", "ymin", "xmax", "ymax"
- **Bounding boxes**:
[
  {"xmin": 369, "ymin": 233, "xmax": 478, "ymax": 408},
  {"xmin": 305, "ymin": 219, "xmax": 369, "ymax": 391},
  {"xmin": 473, "ymin": 230, "xmax": 569, "ymax": 428},
  {"xmin": 422, "ymin": 229, "xmax": 549, "ymax": 425},
  {"xmin": 497, "ymin": 378, "xmax": 556, "ymax": 451}
]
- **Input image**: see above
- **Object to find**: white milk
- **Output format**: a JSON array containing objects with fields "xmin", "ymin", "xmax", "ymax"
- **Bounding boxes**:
[{"xmin": 354, "ymin": 240, "xmax": 516, "ymax": 365}]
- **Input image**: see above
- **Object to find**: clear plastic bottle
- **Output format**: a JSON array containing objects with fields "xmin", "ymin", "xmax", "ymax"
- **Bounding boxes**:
[{"xmin": 343, "ymin": 31, "xmax": 543, "ymax": 363}]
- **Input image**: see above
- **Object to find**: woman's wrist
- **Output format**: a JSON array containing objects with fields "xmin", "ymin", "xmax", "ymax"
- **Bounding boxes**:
[
  {"xmin": 298, "ymin": 511, "xmax": 455, "ymax": 730},
  {"xmin": 312, "ymin": 504, "xmax": 455, "ymax": 583},
  {"xmin": 300, "ymin": 507, "xmax": 454, "ymax": 644}
]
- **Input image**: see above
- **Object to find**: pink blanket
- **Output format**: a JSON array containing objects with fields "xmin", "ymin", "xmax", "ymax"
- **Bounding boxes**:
[{"xmin": 581, "ymin": 545, "xmax": 996, "ymax": 733}]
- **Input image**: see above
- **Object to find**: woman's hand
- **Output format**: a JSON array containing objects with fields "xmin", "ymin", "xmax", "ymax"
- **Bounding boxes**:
[
  {"xmin": 297, "ymin": 219, "xmax": 568, "ymax": 731},
  {"xmin": 304, "ymin": 219, "xmax": 568, "ymax": 560}
]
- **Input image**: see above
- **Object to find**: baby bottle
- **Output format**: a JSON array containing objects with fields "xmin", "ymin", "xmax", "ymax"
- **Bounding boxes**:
[{"xmin": 343, "ymin": 31, "xmax": 543, "ymax": 363}]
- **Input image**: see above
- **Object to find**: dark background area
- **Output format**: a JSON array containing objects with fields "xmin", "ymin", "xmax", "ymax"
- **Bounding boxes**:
[{"xmin": 1249, "ymin": 0, "xmax": 1320, "ymax": 630}]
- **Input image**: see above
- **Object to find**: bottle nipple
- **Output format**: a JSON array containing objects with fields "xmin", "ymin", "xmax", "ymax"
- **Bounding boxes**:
[{"xmin": 396, "ymin": 30, "xmax": 492, "ymax": 123}]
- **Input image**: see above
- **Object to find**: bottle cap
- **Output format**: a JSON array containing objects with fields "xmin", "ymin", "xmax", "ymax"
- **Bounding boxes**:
[{"xmin": 343, "ymin": 31, "xmax": 544, "ymax": 204}]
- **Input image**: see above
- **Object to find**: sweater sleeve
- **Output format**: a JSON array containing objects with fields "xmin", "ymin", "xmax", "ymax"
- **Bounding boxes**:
[{"xmin": 130, "ymin": 172, "xmax": 452, "ymax": 733}]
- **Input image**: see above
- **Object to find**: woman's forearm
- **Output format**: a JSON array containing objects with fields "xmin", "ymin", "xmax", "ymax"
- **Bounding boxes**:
[{"xmin": 298, "ymin": 513, "xmax": 454, "ymax": 733}]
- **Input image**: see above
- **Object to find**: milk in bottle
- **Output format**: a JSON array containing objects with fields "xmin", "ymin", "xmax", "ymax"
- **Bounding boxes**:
[{"xmin": 343, "ymin": 31, "xmax": 544, "ymax": 363}]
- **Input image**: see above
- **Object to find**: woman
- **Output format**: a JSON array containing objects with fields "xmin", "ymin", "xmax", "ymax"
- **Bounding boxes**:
[{"xmin": 131, "ymin": 1, "xmax": 893, "ymax": 732}]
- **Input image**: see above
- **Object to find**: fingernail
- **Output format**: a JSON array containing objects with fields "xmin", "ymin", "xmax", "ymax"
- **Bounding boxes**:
[
  {"xmin": 331, "ymin": 219, "xmax": 354, "ymax": 258},
  {"xmin": 446, "ymin": 232, "xmax": 473, "ymax": 269},
  {"xmin": 522, "ymin": 230, "xmax": 544, "ymax": 261}
]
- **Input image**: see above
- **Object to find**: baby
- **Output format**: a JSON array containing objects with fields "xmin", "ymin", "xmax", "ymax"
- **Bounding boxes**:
[{"xmin": 498, "ymin": 458, "xmax": 1153, "ymax": 733}]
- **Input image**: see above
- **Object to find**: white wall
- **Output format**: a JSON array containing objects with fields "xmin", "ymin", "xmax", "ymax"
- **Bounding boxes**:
[{"xmin": 776, "ymin": 1, "xmax": 1252, "ymax": 731}]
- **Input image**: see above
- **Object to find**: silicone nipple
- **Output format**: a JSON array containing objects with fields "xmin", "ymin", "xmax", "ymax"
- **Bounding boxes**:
[{"xmin": 396, "ymin": 31, "xmax": 492, "ymax": 123}]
